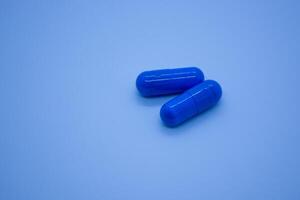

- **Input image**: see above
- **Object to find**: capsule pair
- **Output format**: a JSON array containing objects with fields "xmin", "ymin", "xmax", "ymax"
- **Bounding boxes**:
[{"xmin": 136, "ymin": 67, "xmax": 222, "ymax": 127}]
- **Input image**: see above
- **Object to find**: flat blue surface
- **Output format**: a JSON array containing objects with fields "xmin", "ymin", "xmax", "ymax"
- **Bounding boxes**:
[{"xmin": 1, "ymin": 0, "xmax": 300, "ymax": 199}]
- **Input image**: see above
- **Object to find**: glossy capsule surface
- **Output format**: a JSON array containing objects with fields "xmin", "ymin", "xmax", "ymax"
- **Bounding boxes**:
[
  {"xmin": 160, "ymin": 80, "xmax": 222, "ymax": 127},
  {"xmin": 136, "ymin": 67, "xmax": 204, "ymax": 97}
]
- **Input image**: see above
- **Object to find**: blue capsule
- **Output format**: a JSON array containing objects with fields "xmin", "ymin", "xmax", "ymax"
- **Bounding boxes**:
[
  {"xmin": 160, "ymin": 80, "xmax": 222, "ymax": 127},
  {"xmin": 136, "ymin": 67, "xmax": 204, "ymax": 97}
]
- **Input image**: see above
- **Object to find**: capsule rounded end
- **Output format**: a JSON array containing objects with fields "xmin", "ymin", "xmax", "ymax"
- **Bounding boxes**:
[
  {"xmin": 136, "ymin": 72, "xmax": 149, "ymax": 97},
  {"xmin": 205, "ymin": 80, "xmax": 222, "ymax": 102},
  {"xmin": 191, "ymin": 67, "xmax": 205, "ymax": 83},
  {"xmin": 160, "ymin": 104, "xmax": 179, "ymax": 127}
]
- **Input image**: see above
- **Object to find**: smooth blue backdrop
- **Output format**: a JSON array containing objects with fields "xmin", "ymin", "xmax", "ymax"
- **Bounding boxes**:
[{"xmin": 1, "ymin": 0, "xmax": 300, "ymax": 199}]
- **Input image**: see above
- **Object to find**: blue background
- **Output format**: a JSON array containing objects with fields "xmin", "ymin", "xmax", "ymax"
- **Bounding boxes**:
[{"xmin": 1, "ymin": 0, "xmax": 300, "ymax": 199}]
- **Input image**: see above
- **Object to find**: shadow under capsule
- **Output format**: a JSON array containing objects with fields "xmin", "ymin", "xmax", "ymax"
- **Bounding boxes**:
[{"xmin": 134, "ymin": 90, "xmax": 177, "ymax": 107}]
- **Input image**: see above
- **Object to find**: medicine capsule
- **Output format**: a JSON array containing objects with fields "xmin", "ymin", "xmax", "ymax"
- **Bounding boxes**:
[
  {"xmin": 136, "ymin": 67, "xmax": 204, "ymax": 97},
  {"xmin": 160, "ymin": 80, "xmax": 222, "ymax": 127}
]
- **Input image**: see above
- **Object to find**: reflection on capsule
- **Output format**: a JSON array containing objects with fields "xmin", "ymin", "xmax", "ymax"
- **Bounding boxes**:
[
  {"xmin": 136, "ymin": 67, "xmax": 204, "ymax": 97},
  {"xmin": 160, "ymin": 80, "xmax": 222, "ymax": 127}
]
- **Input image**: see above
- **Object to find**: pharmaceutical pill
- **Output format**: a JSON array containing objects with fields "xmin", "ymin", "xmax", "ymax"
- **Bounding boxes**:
[
  {"xmin": 160, "ymin": 80, "xmax": 222, "ymax": 127},
  {"xmin": 136, "ymin": 67, "xmax": 204, "ymax": 97}
]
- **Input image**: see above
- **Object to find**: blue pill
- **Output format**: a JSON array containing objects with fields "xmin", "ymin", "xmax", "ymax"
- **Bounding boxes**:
[
  {"xmin": 136, "ymin": 67, "xmax": 204, "ymax": 97},
  {"xmin": 160, "ymin": 80, "xmax": 222, "ymax": 127}
]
